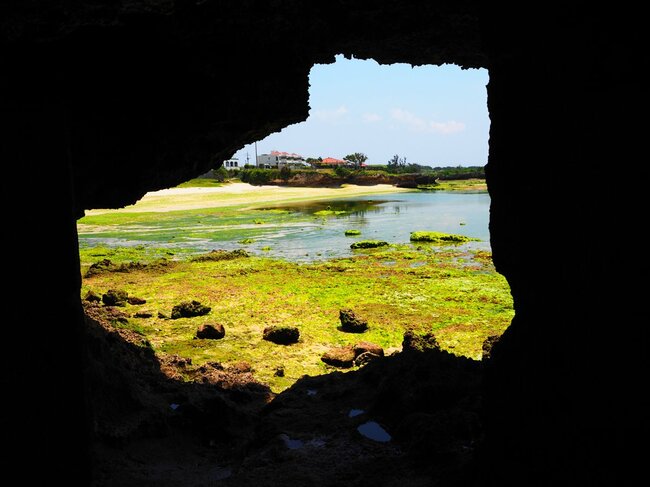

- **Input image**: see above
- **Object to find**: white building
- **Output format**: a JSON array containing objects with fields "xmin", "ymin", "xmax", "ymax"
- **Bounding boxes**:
[
  {"xmin": 222, "ymin": 158, "xmax": 240, "ymax": 170},
  {"xmin": 256, "ymin": 151, "xmax": 309, "ymax": 169}
]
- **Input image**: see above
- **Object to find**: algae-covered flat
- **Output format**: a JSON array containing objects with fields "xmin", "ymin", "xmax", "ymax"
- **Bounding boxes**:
[{"xmin": 80, "ymin": 244, "xmax": 513, "ymax": 393}]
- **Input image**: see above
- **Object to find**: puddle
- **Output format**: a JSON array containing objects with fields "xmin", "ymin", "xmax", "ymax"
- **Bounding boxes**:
[
  {"xmin": 348, "ymin": 409, "xmax": 365, "ymax": 418},
  {"xmin": 357, "ymin": 421, "xmax": 391, "ymax": 442},
  {"xmin": 279, "ymin": 434, "xmax": 326, "ymax": 450},
  {"xmin": 211, "ymin": 466, "xmax": 232, "ymax": 480},
  {"xmin": 279, "ymin": 434, "xmax": 304, "ymax": 450}
]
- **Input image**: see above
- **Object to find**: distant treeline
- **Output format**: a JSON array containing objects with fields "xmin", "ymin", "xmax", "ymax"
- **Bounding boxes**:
[
  {"xmin": 363, "ymin": 164, "xmax": 485, "ymax": 179},
  {"xmin": 428, "ymin": 165, "xmax": 485, "ymax": 180},
  {"xmin": 232, "ymin": 164, "xmax": 485, "ymax": 187}
]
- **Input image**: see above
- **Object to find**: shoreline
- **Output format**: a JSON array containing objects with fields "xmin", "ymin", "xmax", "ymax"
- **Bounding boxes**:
[{"xmin": 84, "ymin": 182, "xmax": 415, "ymax": 214}]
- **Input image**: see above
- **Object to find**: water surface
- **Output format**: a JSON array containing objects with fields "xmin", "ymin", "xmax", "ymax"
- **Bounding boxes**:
[{"xmin": 78, "ymin": 190, "xmax": 491, "ymax": 262}]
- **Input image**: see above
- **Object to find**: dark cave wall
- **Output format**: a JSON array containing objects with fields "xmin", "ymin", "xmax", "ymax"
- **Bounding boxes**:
[
  {"xmin": 2, "ymin": 1, "xmax": 647, "ymax": 485},
  {"xmin": 1, "ymin": 0, "xmax": 484, "ymax": 214},
  {"xmin": 481, "ymin": 5, "xmax": 649, "ymax": 485}
]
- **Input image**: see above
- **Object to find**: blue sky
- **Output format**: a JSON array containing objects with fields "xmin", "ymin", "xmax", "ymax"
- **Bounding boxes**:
[{"xmin": 233, "ymin": 55, "xmax": 489, "ymax": 167}]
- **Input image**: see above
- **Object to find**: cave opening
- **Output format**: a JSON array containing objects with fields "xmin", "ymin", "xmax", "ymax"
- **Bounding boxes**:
[
  {"xmin": 76, "ymin": 58, "xmax": 515, "ymax": 486},
  {"xmin": 77, "ymin": 56, "xmax": 505, "ymax": 385}
]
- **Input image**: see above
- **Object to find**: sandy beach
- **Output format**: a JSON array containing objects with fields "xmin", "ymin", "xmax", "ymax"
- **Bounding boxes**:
[{"xmin": 85, "ymin": 182, "xmax": 413, "ymax": 214}]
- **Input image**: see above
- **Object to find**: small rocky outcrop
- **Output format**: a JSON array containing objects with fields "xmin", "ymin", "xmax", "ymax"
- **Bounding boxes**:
[
  {"xmin": 133, "ymin": 311, "xmax": 153, "ymax": 318},
  {"xmin": 84, "ymin": 290, "xmax": 101, "ymax": 302},
  {"xmin": 262, "ymin": 326, "xmax": 300, "ymax": 345},
  {"xmin": 354, "ymin": 351, "xmax": 382, "ymax": 367},
  {"xmin": 321, "ymin": 346, "xmax": 356, "ymax": 368},
  {"xmin": 339, "ymin": 309, "xmax": 368, "ymax": 333},
  {"xmin": 402, "ymin": 330, "xmax": 440, "ymax": 353},
  {"xmin": 350, "ymin": 240, "xmax": 389, "ymax": 250},
  {"xmin": 195, "ymin": 323, "xmax": 226, "ymax": 340},
  {"xmin": 127, "ymin": 296, "xmax": 147, "ymax": 305},
  {"xmin": 353, "ymin": 341, "xmax": 384, "ymax": 357},
  {"xmin": 171, "ymin": 300, "xmax": 211, "ymax": 319},
  {"xmin": 228, "ymin": 361, "xmax": 252, "ymax": 373},
  {"xmin": 481, "ymin": 334, "xmax": 501, "ymax": 360},
  {"xmin": 85, "ymin": 259, "xmax": 153, "ymax": 277},
  {"xmin": 190, "ymin": 249, "xmax": 250, "ymax": 262},
  {"xmin": 85, "ymin": 259, "xmax": 114, "ymax": 277},
  {"xmin": 321, "ymin": 341, "xmax": 385, "ymax": 368},
  {"xmin": 102, "ymin": 289, "xmax": 129, "ymax": 307}
]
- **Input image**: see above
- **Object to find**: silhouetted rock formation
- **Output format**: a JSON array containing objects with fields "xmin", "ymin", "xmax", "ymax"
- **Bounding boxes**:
[{"xmin": 3, "ymin": 2, "xmax": 647, "ymax": 485}]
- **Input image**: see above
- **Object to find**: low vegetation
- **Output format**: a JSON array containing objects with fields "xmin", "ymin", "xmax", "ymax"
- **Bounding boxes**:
[
  {"xmin": 233, "ymin": 165, "xmax": 486, "ymax": 188},
  {"xmin": 79, "ymin": 243, "xmax": 513, "ymax": 393}
]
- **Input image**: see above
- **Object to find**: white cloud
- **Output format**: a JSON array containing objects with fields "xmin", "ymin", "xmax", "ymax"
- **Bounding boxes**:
[
  {"xmin": 390, "ymin": 108, "xmax": 465, "ymax": 134},
  {"xmin": 362, "ymin": 113, "xmax": 382, "ymax": 123},
  {"xmin": 312, "ymin": 105, "xmax": 349, "ymax": 122}
]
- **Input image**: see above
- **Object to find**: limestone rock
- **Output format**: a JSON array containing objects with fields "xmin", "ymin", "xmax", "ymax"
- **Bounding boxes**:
[
  {"xmin": 321, "ymin": 346, "xmax": 356, "ymax": 368},
  {"xmin": 263, "ymin": 326, "xmax": 300, "ymax": 345},
  {"xmin": 171, "ymin": 300, "xmax": 211, "ymax": 319},
  {"xmin": 339, "ymin": 309, "xmax": 368, "ymax": 333},
  {"xmin": 195, "ymin": 323, "xmax": 226, "ymax": 340},
  {"xmin": 102, "ymin": 289, "xmax": 128, "ymax": 307},
  {"xmin": 402, "ymin": 331, "xmax": 440, "ymax": 353}
]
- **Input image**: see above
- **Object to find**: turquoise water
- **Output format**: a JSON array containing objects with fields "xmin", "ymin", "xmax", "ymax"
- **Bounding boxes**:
[{"xmin": 79, "ymin": 190, "xmax": 491, "ymax": 262}]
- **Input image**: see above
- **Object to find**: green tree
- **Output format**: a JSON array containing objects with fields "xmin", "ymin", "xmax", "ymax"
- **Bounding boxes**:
[
  {"xmin": 387, "ymin": 154, "xmax": 407, "ymax": 173},
  {"xmin": 344, "ymin": 152, "xmax": 368, "ymax": 169},
  {"xmin": 279, "ymin": 165, "xmax": 292, "ymax": 182},
  {"xmin": 213, "ymin": 166, "xmax": 229, "ymax": 181}
]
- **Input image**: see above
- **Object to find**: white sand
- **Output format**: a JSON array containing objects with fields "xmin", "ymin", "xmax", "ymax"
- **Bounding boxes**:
[{"xmin": 84, "ymin": 182, "xmax": 412, "ymax": 214}]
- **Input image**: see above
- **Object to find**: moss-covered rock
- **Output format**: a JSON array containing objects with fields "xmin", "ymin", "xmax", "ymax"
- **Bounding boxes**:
[
  {"xmin": 171, "ymin": 300, "xmax": 211, "ymax": 319},
  {"xmin": 402, "ymin": 330, "xmax": 441, "ymax": 353},
  {"xmin": 84, "ymin": 290, "xmax": 102, "ymax": 302},
  {"xmin": 195, "ymin": 323, "xmax": 226, "ymax": 340},
  {"xmin": 127, "ymin": 296, "xmax": 146, "ymax": 305},
  {"xmin": 262, "ymin": 326, "xmax": 300, "ymax": 345},
  {"xmin": 344, "ymin": 229, "xmax": 361, "ymax": 236},
  {"xmin": 409, "ymin": 231, "xmax": 472, "ymax": 243},
  {"xmin": 339, "ymin": 309, "xmax": 368, "ymax": 333},
  {"xmin": 86, "ymin": 259, "xmax": 114, "ymax": 277},
  {"xmin": 350, "ymin": 240, "xmax": 389, "ymax": 249},
  {"xmin": 102, "ymin": 289, "xmax": 129, "ymax": 307},
  {"xmin": 190, "ymin": 249, "xmax": 250, "ymax": 262}
]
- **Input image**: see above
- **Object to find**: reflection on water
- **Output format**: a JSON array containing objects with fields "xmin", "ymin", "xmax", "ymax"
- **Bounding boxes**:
[
  {"xmin": 261, "ymin": 198, "xmax": 396, "ymax": 219},
  {"xmin": 252, "ymin": 192, "xmax": 491, "ymax": 262},
  {"xmin": 80, "ymin": 191, "xmax": 492, "ymax": 262}
]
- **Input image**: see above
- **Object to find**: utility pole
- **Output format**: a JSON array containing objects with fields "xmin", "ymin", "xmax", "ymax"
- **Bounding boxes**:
[{"xmin": 254, "ymin": 141, "xmax": 258, "ymax": 167}]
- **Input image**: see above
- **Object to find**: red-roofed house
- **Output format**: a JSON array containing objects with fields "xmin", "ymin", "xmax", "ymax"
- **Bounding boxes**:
[{"xmin": 319, "ymin": 157, "xmax": 348, "ymax": 166}]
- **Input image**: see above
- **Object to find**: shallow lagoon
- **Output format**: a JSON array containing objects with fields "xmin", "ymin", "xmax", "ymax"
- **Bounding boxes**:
[{"xmin": 78, "ymin": 190, "xmax": 491, "ymax": 262}]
